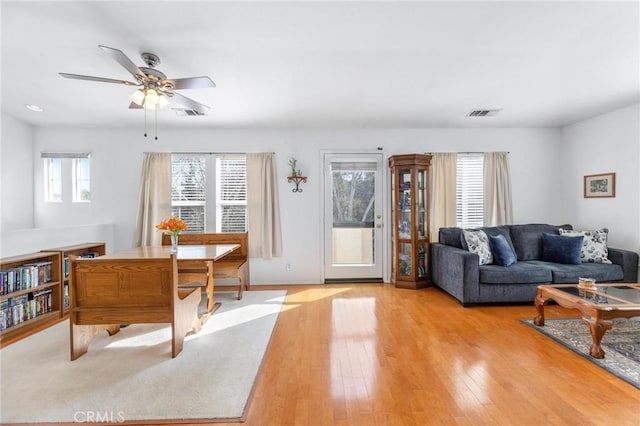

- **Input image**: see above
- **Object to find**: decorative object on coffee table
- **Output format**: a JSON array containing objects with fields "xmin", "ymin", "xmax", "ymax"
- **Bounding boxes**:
[
  {"xmin": 584, "ymin": 172, "xmax": 615, "ymax": 198},
  {"xmin": 577, "ymin": 277, "xmax": 596, "ymax": 289}
]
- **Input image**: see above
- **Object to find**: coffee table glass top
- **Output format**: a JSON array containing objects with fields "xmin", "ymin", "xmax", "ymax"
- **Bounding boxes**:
[{"xmin": 552, "ymin": 284, "xmax": 640, "ymax": 305}]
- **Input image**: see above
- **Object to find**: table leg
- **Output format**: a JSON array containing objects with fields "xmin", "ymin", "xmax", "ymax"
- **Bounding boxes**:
[
  {"xmin": 533, "ymin": 291, "xmax": 548, "ymax": 326},
  {"xmin": 582, "ymin": 316, "xmax": 612, "ymax": 359},
  {"xmin": 206, "ymin": 260, "xmax": 215, "ymax": 312},
  {"xmin": 197, "ymin": 261, "xmax": 221, "ymax": 325}
]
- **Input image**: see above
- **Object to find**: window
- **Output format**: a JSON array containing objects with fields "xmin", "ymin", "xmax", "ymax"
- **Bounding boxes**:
[
  {"xmin": 171, "ymin": 156, "xmax": 206, "ymax": 233},
  {"xmin": 43, "ymin": 158, "xmax": 62, "ymax": 202},
  {"xmin": 456, "ymin": 153, "xmax": 484, "ymax": 228},
  {"xmin": 171, "ymin": 154, "xmax": 247, "ymax": 233},
  {"xmin": 72, "ymin": 158, "xmax": 91, "ymax": 202},
  {"xmin": 42, "ymin": 152, "xmax": 91, "ymax": 203},
  {"xmin": 216, "ymin": 156, "xmax": 247, "ymax": 232}
]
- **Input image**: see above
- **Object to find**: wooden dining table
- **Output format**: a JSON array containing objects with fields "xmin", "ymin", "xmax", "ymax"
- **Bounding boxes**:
[{"xmin": 99, "ymin": 244, "xmax": 240, "ymax": 323}]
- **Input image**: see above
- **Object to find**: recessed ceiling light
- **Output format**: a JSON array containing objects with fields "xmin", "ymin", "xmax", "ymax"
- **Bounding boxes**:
[{"xmin": 25, "ymin": 104, "xmax": 44, "ymax": 112}]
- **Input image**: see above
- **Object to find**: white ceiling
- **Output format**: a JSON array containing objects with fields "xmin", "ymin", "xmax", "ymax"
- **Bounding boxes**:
[{"xmin": 2, "ymin": 1, "xmax": 639, "ymax": 130}]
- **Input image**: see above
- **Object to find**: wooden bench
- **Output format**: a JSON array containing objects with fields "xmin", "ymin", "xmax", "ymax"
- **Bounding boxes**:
[
  {"xmin": 69, "ymin": 254, "xmax": 201, "ymax": 360},
  {"xmin": 162, "ymin": 232, "xmax": 250, "ymax": 300}
]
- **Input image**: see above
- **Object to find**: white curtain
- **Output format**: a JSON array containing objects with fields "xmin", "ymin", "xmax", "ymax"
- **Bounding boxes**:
[
  {"xmin": 484, "ymin": 152, "xmax": 513, "ymax": 226},
  {"xmin": 247, "ymin": 153, "xmax": 283, "ymax": 259},
  {"xmin": 428, "ymin": 153, "xmax": 458, "ymax": 242},
  {"xmin": 134, "ymin": 153, "xmax": 172, "ymax": 246}
]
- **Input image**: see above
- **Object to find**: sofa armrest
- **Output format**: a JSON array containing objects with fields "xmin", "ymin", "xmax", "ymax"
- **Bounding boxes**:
[
  {"xmin": 608, "ymin": 248, "xmax": 639, "ymax": 282},
  {"xmin": 430, "ymin": 243, "xmax": 480, "ymax": 306}
]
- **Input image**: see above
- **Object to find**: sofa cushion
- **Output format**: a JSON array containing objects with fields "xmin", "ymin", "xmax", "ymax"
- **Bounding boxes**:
[
  {"xmin": 537, "ymin": 262, "xmax": 625, "ymax": 283},
  {"xmin": 489, "ymin": 234, "xmax": 517, "ymax": 266},
  {"xmin": 479, "ymin": 261, "xmax": 552, "ymax": 284},
  {"xmin": 542, "ymin": 233, "xmax": 583, "ymax": 264},
  {"xmin": 463, "ymin": 229, "xmax": 493, "ymax": 265},
  {"xmin": 559, "ymin": 228, "xmax": 612, "ymax": 264},
  {"xmin": 439, "ymin": 227, "xmax": 465, "ymax": 249},
  {"xmin": 510, "ymin": 224, "xmax": 573, "ymax": 261}
]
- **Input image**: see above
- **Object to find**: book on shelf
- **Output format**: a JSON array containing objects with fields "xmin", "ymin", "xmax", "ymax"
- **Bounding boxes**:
[
  {"xmin": 63, "ymin": 283, "xmax": 69, "ymax": 309},
  {"xmin": 64, "ymin": 256, "xmax": 70, "ymax": 278},
  {"xmin": 0, "ymin": 288, "xmax": 52, "ymax": 331},
  {"xmin": 0, "ymin": 261, "xmax": 53, "ymax": 296},
  {"xmin": 80, "ymin": 252, "xmax": 100, "ymax": 258}
]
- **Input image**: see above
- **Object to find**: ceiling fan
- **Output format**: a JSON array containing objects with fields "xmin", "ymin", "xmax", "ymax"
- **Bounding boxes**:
[{"xmin": 59, "ymin": 45, "xmax": 215, "ymax": 116}]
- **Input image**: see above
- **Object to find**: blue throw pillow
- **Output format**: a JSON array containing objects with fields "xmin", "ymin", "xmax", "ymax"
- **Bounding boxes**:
[
  {"xmin": 542, "ymin": 233, "xmax": 584, "ymax": 265},
  {"xmin": 489, "ymin": 234, "xmax": 517, "ymax": 266}
]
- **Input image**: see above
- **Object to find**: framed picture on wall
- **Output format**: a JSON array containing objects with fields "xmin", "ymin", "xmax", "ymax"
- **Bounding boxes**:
[{"xmin": 584, "ymin": 172, "xmax": 616, "ymax": 198}]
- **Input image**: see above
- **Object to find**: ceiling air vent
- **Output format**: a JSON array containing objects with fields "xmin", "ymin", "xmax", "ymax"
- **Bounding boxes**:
[
  {"xmin": 467, "ymin": 109, "xmax": 501, "ymax": 117},
  {"xmin": 175, "ymin": 109, "xmax": 207, "ymax": 117}
]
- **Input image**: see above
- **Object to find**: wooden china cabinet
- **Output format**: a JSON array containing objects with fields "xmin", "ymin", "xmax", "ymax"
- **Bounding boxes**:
[{"xmin": 389, "ymin": 154, "xmax": 432, "ymax": 289}]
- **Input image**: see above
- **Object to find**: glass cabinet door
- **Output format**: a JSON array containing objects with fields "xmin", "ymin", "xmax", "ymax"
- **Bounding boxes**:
[
  {"xmin": 416, "ymin": 168, "xmax": 428, "ymax": 278},
  {"xmin": 398, "ymin": 243, "xmax": 412, "ymax": 277},
  {"xmin": 398, "ymin": 169, "xmax": 412, "ymax": 240},
  {"xmin": 416, "ymin": 169, "xmax": 426, "ymax": 238}
]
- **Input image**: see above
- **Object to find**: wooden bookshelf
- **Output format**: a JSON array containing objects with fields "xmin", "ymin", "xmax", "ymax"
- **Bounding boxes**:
[
  {"xmin": 42, "ymin": 243, "xmax": 106, "ymax": 316},
  {"xmin": 0, "ymin": 251, "xmax": 63, "ymax": 347}
]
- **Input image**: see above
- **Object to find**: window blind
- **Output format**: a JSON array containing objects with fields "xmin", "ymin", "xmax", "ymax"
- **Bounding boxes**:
[
  {"xmin": 170, "ymin": 154, "xmax": 247, "ymax": 234},
  {"xmin": 171, "ymin": 156, "xmax": 206, "ymax": 233},
  {"xmin": 216, "ymin": 156, "xmax": 247, "ymax": 232},
  {"xmin": 456, "ymin": 153, "xmax": 484, "ymax": 228}
]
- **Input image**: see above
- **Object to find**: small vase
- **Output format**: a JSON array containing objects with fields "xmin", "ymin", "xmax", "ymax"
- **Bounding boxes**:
[{"xmin": 170, "ymin": 234, "xmax": 179, "ymax": 252}]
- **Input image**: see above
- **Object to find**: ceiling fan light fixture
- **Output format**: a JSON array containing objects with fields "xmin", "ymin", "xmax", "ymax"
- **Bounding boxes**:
[
  {"xmin": 130, "ymin": 89, "xmax": 145, "ymax": 105},
  {"xmin": 158, "ymin": 94, "xmax": 170, "ymax": 108},
  {"xmin": 145, "ymin": 89, "xmax": 159, "ymax": 106}
]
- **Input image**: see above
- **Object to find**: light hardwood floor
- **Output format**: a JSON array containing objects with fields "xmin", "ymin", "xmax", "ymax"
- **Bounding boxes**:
[{"xmin": 215, "ymin": 284, "xmax": 638, "ymax": 425}]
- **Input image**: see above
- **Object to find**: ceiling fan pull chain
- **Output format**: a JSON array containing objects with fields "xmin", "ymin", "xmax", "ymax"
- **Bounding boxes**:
[
  {"xmin": 144, "ymin": 106, "xmax": 148, "ymax": 138},
  {"xmin": 155, "ymin": 107, "xmax": 158, "ymax": 140}
]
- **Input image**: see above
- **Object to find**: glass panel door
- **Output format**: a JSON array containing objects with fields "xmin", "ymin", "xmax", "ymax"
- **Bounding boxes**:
[{"xmin": 323, "ymin": 153, "xmax": 384, "ymax": 281}]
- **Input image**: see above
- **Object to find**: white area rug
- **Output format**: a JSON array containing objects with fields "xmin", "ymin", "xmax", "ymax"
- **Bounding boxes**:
[{"xmin": 0, "ymin": 291, "xmax": 286, "ymax": 424}]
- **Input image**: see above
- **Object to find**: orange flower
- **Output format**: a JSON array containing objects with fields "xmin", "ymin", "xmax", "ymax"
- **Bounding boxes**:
[{"xmin": 156, "ymin": 216, "xmax": 187, "ymax": 236}]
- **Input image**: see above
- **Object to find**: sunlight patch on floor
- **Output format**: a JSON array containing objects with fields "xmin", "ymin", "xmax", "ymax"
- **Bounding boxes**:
[{"xmin": 286, "ymin": 287, "xmax": 351, "ymax": 303}]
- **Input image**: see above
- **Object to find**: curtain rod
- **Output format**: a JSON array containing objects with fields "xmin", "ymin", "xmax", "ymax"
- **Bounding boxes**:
[
  {"xmin": 424, "ymin": 151, "xmax": 510, "ymax": 154},
  {"xmin": 143, "ymin": 151, "xmax": 274, "ymax": 155}
]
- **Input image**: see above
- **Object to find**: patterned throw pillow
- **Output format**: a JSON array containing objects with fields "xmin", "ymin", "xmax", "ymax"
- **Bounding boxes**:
[
  {"xmin": 558, "ymin": 228, "xmax": 612, "ymax": 264},
  {"xmin": 463, "ymin": 229, "xmax": 493, "ymax": 265}
]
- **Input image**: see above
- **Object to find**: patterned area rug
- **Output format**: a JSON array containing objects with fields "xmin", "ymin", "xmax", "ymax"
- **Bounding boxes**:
[{"xmin": 522, "ymin": 318, "xmax": 640, "ymax": 389}]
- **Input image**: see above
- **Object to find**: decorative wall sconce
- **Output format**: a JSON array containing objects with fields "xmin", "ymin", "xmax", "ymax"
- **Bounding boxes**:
[{"xmin": 287, "ymin": 157, "xmax": 307, "ymax": 192}]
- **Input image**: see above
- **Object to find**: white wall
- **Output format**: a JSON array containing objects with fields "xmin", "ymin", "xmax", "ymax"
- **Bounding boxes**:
[
  {"xmin": 3, "ymin": 106, "xmax": 637, "ymax": 283},
  {"xmin": 0, "ymin": 223, "xmax": 116, "ymax": 258},
  {"xmin": 560, "ymin": 103, "xmax": 640, "ymax": 252},
  {"xmin": 25, "ymin": 126, "xmax": 562, "ymax": 284},
  {"xmin": 1, "ymin": 113, "xmax": 34, "ymax": 231}
]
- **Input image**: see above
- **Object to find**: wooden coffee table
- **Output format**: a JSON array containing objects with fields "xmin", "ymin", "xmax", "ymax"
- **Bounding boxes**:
[{"xmin": 534, "ymin": 283, "xmax": 640, "ymax": 358}]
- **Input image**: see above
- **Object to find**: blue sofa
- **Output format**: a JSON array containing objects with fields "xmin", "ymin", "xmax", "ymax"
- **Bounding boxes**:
[{"xmin": 430, "ymin": 223, "xmax": 639, "ymax": 306}]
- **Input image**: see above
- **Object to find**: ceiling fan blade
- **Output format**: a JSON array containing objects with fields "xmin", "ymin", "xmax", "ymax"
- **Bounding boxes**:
[
  {"xmin": 99, "ymin": 45, "xmax": 144, "ymax": 80},
  {"xmin": 128, "ymin": 102, "xmax": 143, "ymax": 109},
  {"xmin": 59, "ymin": 72, "xmax": 139, "ymax": 86},
  {"xmin": 165, "ymin": 76, "xmax": 216, "ymax": 90},
  {"xmin": 169, "ymin": 92, "xmax": 211, "ymax": 114}
]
